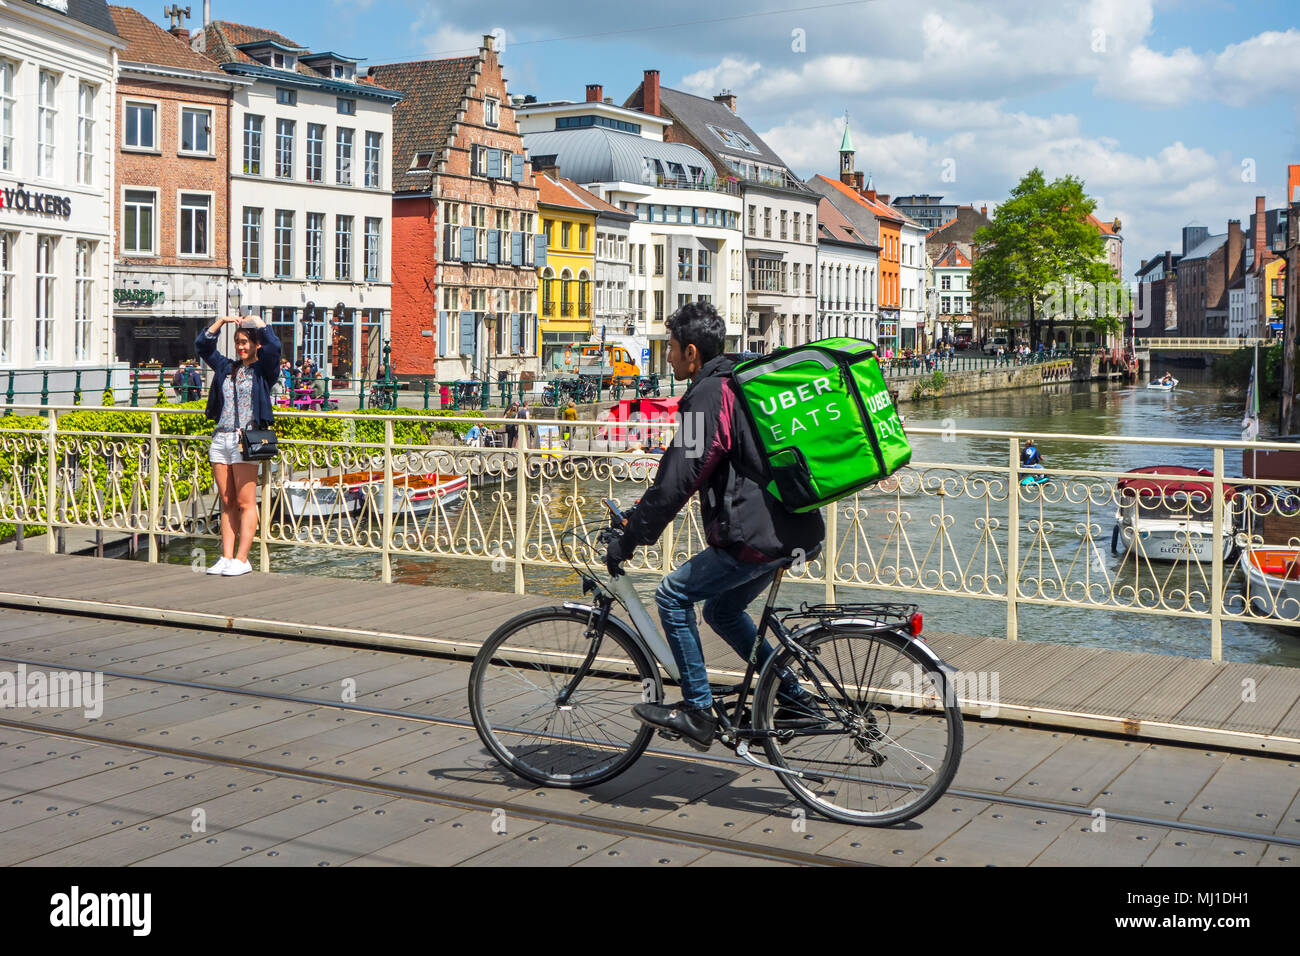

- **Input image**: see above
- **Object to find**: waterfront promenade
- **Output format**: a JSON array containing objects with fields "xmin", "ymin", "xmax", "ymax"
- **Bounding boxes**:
[{"xmin": 0, "ymin": 551, "xmax": 1297, "ymax": 866}]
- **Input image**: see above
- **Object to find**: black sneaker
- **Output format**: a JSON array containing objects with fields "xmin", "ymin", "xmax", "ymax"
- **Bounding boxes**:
[
  {"xmin": 774, "ymin": 685, "xmax": 827, "ymax": 729},
  {"xmin": 632, "ymin": 701, "xmax": 718, "ymax": 751}
]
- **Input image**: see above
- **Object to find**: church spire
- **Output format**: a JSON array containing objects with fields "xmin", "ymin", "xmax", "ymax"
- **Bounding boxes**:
[{"xmin": 839, "ymin": 111, "xmax": 854, "ymax": 177}]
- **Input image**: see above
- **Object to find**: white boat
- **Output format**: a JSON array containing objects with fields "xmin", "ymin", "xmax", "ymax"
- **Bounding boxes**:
[
  {"xmin": 283, "ymin": 469, "xmax": 391, "ymax": 519},
  {"xmin": 1238, "ymin": 547, "xmax": 1300, "ymax": 619},
  {"xmin": 1111, "ymin": 465, "xmax": 1239, "ymax": 562},
  {"xmin": 362, "ymin": 472, "xmax": 469, "ymax": 517},
  {"xmin": 1146, "ymin": 378, "xmax": 1178, "ymax": 391}
]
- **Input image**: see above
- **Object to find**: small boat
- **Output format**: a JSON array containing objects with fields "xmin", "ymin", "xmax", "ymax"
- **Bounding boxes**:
[
  {"xmin": 1110, "ymin": 465, "xmax": 1239, "ymax": 562},
  {"xmin": 1146, "ymin": 378, "xmax": 1178, "ymax": 391},
  {"xmin": 362, "ymin": 472, "xmax": 469, "ymax": 517},
  {"xmin": 1238, "ymin": 547, "xmax": 1300, "ymax": 619},
  {"xmin": 283, "ymin": 469, "xmax": 393, "ymax": 519}
]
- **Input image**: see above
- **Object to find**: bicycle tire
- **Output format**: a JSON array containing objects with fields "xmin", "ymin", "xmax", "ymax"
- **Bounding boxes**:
[
  {"xmin": 469, "ymin": 606, "xmax": 659, "ymax": 788},
  {"xmin": 754, "ymin": 626, "xmax": 963, "ymax": 826}
]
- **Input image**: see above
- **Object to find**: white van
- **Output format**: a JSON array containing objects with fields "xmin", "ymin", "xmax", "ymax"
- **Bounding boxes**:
[{"xmin": 982, "ymin": 336, "xmax": 1010, "ymax": 355}]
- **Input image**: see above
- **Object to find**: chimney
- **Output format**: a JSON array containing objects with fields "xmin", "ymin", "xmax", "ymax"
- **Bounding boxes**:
[
  {"xmin": 1253, "ymin": 195, "xmax": 1266, "ymax": 271},
  {"xmin": 878, "ymin": 193, "xmax": 890, "ymax": 205},
  {"xmin": 643, "ymin": 69, "xmax": 660, "ymax": 116},
  {"xmin": 586, "ymin": 84, "xmax": 602, "ymax": 103},
  {"xmin": 170, "ymin": 24, "xmax": 190, "ymax": 41},
  {"xmin": 980, "ymin": 204, "xmax": 988, "ymax": 217},
  {"xmin": 540, "ymin": 164, "xmax": 561, "ymax": 180},
  {"xmin": 1289, "ymin": 164, "xmax": 1300, "ymax": 204},
  {"xmin": 714, "ymin": 90, "xmax": 737, "ymax": 113},
  {"xmin": 482, "ymin": 33, "xmax": 495, "ymax": 53},
  {"xmin": 203, "ymin": 0, "xmax": 210, "ymax": 25},
  {"xmin": 1227, "ymin": 219, "xmax": 1244, "ymax": 283}
]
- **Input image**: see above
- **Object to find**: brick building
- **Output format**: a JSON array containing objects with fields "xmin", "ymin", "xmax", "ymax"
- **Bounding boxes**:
[
  {"xmin": 110, "ymin": 6, "xmax": 241, "ymax": 367},
  {"xmin": 370, "ymin": 35, "xmax": 542, "ymax": 382},
  {"xmin": 1176, "ymin": 221, "xmax": 1243, "ymax": 338}
]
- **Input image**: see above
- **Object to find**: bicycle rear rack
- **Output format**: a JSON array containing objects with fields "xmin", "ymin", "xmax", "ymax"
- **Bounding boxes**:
[{"xmin": 780, "ymin": 602, "xmax": 919, "ymax": 629}]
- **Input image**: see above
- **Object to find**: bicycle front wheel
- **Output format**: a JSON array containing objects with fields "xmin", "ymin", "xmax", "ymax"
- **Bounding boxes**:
[
  {"xmin": 754, "ymin": 627, "xmax": 963, "ymax": 826},
  {"xmin": 469, "ymin": 606, "xmax": 658, "ymax": 788}
]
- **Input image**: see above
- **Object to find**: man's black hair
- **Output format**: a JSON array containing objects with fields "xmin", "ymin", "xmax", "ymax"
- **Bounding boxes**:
[{"xmin": 665, "ymin": 300, "xmax": 726, "ymax": 364}]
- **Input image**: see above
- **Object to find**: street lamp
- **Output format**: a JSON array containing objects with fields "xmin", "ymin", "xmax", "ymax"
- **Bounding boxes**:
[{"xmin": 227, "ymin": 282, "xmax": 242, "ymax": 316}]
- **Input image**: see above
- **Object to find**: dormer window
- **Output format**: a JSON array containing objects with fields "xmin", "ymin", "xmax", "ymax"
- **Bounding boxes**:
[
  {"xmin": 271, "ymin": 52, "xmax": 296, "ymax": 71},
  {"xmin": 332, "ymin": 64, "xmax": 355, "ymax": 81},
  {"xmin": 409, "ymin": 151, "xmax": 433, "ymax": 170}
]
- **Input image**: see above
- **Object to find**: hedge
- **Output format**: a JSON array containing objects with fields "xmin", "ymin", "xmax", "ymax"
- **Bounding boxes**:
[{"xmin": 0, "ymin": 406, "xmax": 486, "ymax": 543}]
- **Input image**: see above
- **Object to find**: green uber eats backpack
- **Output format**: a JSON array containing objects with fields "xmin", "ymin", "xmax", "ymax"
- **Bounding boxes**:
[{"xmin": 732, "ymin": 338, "xmax": 911, "ymax": 513}]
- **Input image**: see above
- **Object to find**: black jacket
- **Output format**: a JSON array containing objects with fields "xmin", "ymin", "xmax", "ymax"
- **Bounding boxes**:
[
  {"xmin": 196, "ymin": 326, "xmax": 282, "ymax": 427},
  {"xmin": 624, "ymin": 355, "xmax": 825, "ymax": 563}
]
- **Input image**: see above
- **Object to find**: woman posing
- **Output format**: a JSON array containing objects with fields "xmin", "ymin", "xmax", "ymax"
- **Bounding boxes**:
[{"xmin": 195, "ymin": 314, "xmax": 282, "ymax": 576}]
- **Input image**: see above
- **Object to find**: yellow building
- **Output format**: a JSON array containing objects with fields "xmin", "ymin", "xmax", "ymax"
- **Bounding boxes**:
[
  {"xmin": 1264, "ymin": 256, "xmax": 1286, "ymax": 329},
  {"xmin": 536, "ymin": 172, "xmax": 600, "ymax": 370}
]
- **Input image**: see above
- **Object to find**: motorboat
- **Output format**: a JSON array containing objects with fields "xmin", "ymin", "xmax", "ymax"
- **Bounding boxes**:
[
  {"xmin": 1238, "ymin": 547, "xmax": 1300, "ymax": 619},
  {"xmin": 1146, "ymin": 378, "xmax": 1178, "ymax": 391},
  {"xmin": 362, "ymin": 472, "xmax": 469, "ymax": 517},
  {"xmin": 282, "ymin": 469, "xmax": 393, "ymax": 519},
  {"xmin": 1020, "ymin": 466, "xmax": 1050, "ymax": 487},
  {"xmin": 1110, "ymin": 465, "xmax": 1239, "ymax": 562}
]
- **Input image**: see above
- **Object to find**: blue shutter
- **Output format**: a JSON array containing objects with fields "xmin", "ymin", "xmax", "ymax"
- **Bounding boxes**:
[
  {"xmin": 534, "ymin": 233, "xmax": 548, "ymax": 267},
  {"xmin": 486, "ymin": 149, "xmax": 502, "ymax": 178},
  {"xmin": 510, "ymin": 313, "xmax": 521, "ymax": 354},
  {"xmin": 511, "ymin": 231, "xmax": 523, "ymax": 265},
  {"xmin": 438, "ymin": 311, "xmax": 449, "ymax": 357},
  {"xmin": 459, "ymin": 311, "xmax": 475, "ymax": 357},
  {"xmin": 511, "ymin": 155, "xmax": 524, "ymax": 182},
  {"xmin": 487, "ymin": 229, "xmax": 499, "ymax": 264},
  {"xmin": 460, "ymin": 226, "xmax": 475, "ymax": 262}
]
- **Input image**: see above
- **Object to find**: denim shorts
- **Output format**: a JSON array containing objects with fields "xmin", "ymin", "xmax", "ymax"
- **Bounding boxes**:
[{"xmin": 209, "ymin": 430, "xmax": 246, "ymax": 465}]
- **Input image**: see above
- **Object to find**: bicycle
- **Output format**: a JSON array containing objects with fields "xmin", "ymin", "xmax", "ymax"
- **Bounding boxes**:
[
  {"xmin": 367, "ymin": 382, "xmax": 398, "ymax": 410},
  {"xmin": 468, "ymin": 500, "xmax": 964, "ymax": 826}
]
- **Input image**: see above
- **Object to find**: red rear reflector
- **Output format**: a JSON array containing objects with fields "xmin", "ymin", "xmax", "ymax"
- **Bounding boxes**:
[{"xmin": 909, "ymin": 612, "xmax": 923, "ymax": 636}]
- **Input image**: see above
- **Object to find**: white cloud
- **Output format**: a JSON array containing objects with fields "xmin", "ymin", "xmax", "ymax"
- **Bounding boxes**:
[
  {"xmin": 1212, "ymin": 29, "xmax": 1300, "ymax": 106},
  {"xmin": 681, "ymin": 57, "xmax": 762, "ymax": 97}
]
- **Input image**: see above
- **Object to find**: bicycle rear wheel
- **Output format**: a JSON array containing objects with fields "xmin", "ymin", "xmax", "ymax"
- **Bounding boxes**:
[
  {"xmin": 754, "ymin": 626, "xmax": 963, "ymax": 826},
  {"xmin": 469, "ymin": 606, "xmax": 659, "ymax": 788}
]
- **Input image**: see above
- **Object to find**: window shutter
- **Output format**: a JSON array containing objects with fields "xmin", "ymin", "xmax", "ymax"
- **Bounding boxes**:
[
  {"xmin": 442, "ymin": 224, "xmax": 452, "ymax": 260},
  {"xmin": 439, "ymin": 311, "xmax": 449, "ymax": 357},
  {"xmin": 460, "ymin": 225, "xmax": 475, "ymax": 262},
  {"xmin": 486, "ymin": 148, "xmax": 502, "ymax": 178},
  {"xmin": 534, "ymin": 233, "xmax": 548, "ymax": 267},
  {"xmin": 459, "ymin": 311, "xmax": 475, "ymax": 357},
  {"xmin": 511, "ymin": 231, "xmax": 523, "ymax": 265},
  {"xmin": 510, "ymin": 313, "xmax": 521, "ymax": 354},
  {"xmin": 487, "ymin": 229, "xmax": 499, "ymax": 264},
  {"xmin": 511, "ymin": 155, "xmax": 524, "ymax": 183}
]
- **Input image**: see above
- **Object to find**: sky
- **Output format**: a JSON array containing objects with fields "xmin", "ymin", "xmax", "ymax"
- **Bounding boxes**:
[{"xmin": 131, "ymin": 0, "xmax": 1300, "ymax": 276}]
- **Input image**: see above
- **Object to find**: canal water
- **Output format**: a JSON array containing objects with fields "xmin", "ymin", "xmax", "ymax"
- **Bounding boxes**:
[{"xmin": 150, "ymin": 363, "xmax": 1300, "ymax": 667}]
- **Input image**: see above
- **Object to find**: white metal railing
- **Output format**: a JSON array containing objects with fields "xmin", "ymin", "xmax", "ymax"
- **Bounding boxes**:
[
  {"xmin": 1136, "ymin": 337, "xmax": 1270, "ymax": 350},
  {"xmin": 1, "ymin": 404, "xmax": 1298, "ymax": 661}
]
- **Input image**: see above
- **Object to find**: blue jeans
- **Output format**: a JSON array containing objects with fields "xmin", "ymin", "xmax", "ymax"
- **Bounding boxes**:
[{"xmin": 655, "ymin": 546, "xmax": 792, "ymax": 710}]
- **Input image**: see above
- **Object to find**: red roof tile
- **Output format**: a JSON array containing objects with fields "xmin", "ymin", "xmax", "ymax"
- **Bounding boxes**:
[
  {"xmin": 110, "ymin": 6, "xmax": 223, "ymax": 73},
  {"xmin": 367, "ymin": 57, "xmax": 480, "ymax": 193},
  {"xmin": 812, "ymin": 175, "xmax": 905, "ymax": 224}
]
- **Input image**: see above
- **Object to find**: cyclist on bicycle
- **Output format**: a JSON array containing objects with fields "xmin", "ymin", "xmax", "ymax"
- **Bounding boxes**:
[{"xmin": 604, "ymin": 301, "xmax": 824, "ymax": 750}]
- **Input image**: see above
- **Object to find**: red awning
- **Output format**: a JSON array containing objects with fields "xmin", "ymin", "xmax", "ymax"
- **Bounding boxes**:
[{"xmin": 1116, "ymin": 465, "xmax": 1238, "ymax": 500}]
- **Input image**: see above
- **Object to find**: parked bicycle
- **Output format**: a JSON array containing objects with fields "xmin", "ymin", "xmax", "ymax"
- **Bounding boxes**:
[
  {"xmin": 468, "ymin": 500, "xmax": 964, "ymax": 826},
  {"xmin": 367, "ymin": 381, "xmax": 398, "ymax": 410}
]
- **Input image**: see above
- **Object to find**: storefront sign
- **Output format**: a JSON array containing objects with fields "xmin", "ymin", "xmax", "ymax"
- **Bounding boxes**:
[
  {"xmin": 0, "ymin": 183, "xmax": 72, "ymax": 218},
  {"xmin": 131, "ymin": 325, "xmax": 182, "ymax": 339},
  {"xmin": 114, "ymin": 288, "xmax": 166, "ymax": 306}
]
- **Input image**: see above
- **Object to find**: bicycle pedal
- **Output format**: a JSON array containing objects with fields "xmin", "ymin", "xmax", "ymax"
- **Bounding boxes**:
[{"xmin": 655, "ymin": 728, "xmax": 682, "ymax": 742}]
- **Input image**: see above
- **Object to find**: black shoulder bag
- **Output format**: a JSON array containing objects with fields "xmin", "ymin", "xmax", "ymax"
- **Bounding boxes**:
[{"xmin": 234, "ymin": 367, "xmax": 278, "ymax": 461}]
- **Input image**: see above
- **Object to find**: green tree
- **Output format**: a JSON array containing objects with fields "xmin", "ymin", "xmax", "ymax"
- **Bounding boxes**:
[{"xmin": 972, "ymin": 168, "xmax": 1121, "ymax": 348}]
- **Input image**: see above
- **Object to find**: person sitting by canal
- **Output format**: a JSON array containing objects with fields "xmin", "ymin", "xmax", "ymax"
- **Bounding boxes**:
[
  {"xmin": 196, "ymin": 314, "xmax": 282, "ymax": 577},
  {"xmin": 603, "ymin": 300, "xmax": 825, "ymax": 750},
  {"xmin": 1021, "ymin": 439, "xmax": 1045, "ymax": 469}
]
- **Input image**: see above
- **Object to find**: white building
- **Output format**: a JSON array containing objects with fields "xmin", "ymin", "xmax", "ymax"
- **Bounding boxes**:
[
  {"xmin": 1228, "ymin": 278, "xmax": 1248, "ymax": 340},
  {"xmin": 594, "ymin": 204, "xmax": 635, "ymax": 343},
  {"xmin": 196, "ymin": 21, "xmax": 400, "ymax": 388},
  {"xmin": 519, "ymin": 94, "xmax": 743, "ymax": 374},
  {"xmin": 1, "ymin": 0, "xmax": 125, "ymax": 400},
  {"xmin": 898, "ymin": 213, "xmax": 928, "ymax": 348},
  {"xmin": 815, "ymin": 197, "xmax": 878, "ymax": 340},
  {"xmin": 931, "ymin": 243, "xmax": 973, "ymax": 343}
]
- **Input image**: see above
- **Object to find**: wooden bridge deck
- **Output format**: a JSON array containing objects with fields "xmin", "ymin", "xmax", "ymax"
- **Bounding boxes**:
[{"xmin": 0, "ymin": 551, "xmax": 1297, "ymax": 866}]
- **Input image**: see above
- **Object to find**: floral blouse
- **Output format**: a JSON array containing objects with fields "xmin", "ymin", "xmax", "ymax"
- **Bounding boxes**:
[{"xmin": 216, "ymin": 365, "xmax": 256, "ymax": 431}]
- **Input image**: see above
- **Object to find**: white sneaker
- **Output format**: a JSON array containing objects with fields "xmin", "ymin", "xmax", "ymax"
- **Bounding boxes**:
[
  {"xmin": 206, "ymin": 557, "xmax": 231, "ymax": 575},
  {"xmin": 222, "ymin": 559, "xmax": 253, "ymax": 576}
]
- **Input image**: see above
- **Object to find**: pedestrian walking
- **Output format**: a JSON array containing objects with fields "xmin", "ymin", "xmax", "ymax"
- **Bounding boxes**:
[
  {"xmin": 504, "ymin": 401, "xmax": 519, "ymax": 448},
  {"xmin": 196, "ymin": 314, "xmax": 282, "ymax": 577}
]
